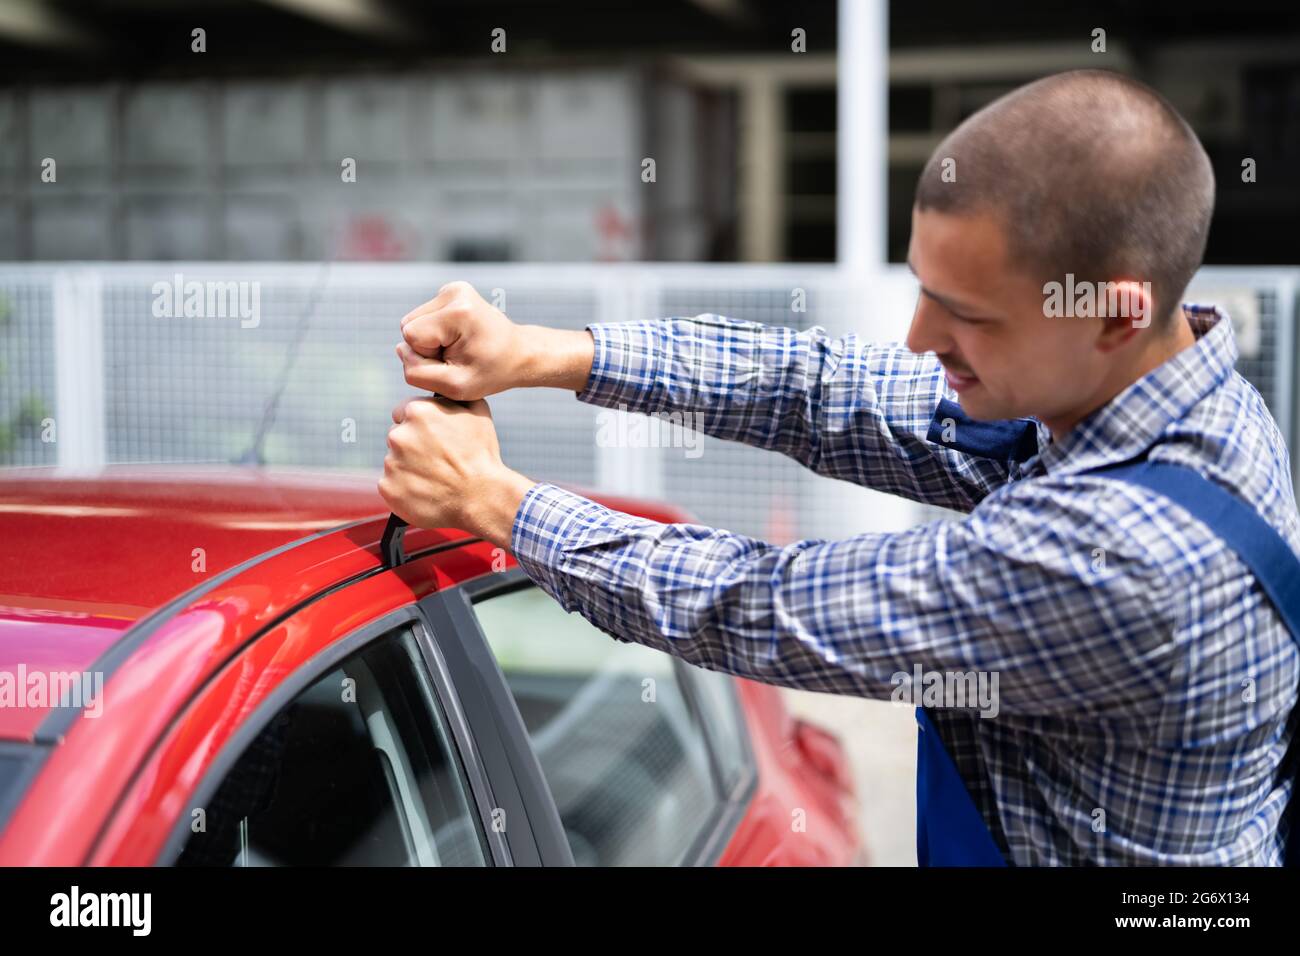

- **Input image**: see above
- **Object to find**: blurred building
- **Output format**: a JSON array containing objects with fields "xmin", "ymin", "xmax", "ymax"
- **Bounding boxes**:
[
  {"xmin": 1, "ymin": 0, "xmax": 1296, "ymax": 264},
  {"xmin": 0, "ymin": 0, "xmax": 833, "ymax": 262},
  {"xmin": 1, "ymin": 1, "xmax": 1298, "ymax": 499}
]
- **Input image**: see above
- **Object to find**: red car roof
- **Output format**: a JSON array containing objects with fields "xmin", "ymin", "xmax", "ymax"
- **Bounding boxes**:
[
  {"xmin": 0, "ymin": 466, "xmax": 387, "ymax": 623},
  {"xmin": 0, "ymin": 466, "xmax": 389, "ymax": 740},
  {"xmin": 0, "ymin": 465, "xmax": 692, "ymax": 742}
]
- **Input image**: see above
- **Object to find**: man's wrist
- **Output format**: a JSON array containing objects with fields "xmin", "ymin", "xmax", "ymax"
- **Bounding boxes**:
[
  {"xmin": 515, "ymin": 324, "xmax": 595, "ymax": 393},
  {"xmin": 464, "ymin": 467, "xmax": 537, "ymax": 551}
]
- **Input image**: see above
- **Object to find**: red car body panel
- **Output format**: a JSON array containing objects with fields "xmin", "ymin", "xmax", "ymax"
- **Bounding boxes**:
[{"xmin": 0, "ymin": 467, "xmax": 864, "ymax": 866}]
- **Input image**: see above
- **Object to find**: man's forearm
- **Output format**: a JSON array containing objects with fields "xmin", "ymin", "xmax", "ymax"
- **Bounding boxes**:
[
  {"xmin": 520, "ymin": 314, "xmax": 888, "ymax": 481},
  {"xmin": 571, "ymin": 315, "xmax": 1023, "ymax": 511},
  {"xmin": 510, "ymin": 314, "xmax": 1014, "ymax": 513}
]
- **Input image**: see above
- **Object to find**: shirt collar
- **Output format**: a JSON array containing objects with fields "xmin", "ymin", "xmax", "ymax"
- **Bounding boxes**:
[{"xmin": 1017, "ymin": 303, "xmax": 1237, "ymax": 477}]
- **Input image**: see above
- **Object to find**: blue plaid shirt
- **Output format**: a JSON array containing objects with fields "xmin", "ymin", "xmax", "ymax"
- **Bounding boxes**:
[{"xmin": 509, "ymin": 304, "xmax": 1300, "ymax": 865}]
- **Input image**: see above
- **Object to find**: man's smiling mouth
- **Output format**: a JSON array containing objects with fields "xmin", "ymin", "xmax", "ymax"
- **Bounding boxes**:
[{"xmin": 942, "ymin": 365, "xmax": 979, "ymax": 391}]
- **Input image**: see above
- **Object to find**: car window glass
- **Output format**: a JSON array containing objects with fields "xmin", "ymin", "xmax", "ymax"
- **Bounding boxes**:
[
  {"xmin": 0, "ymin": 753, "xmax": 26, "ymax": 822},
  {"xmin": 177, "ymin": 626, "xmax": 487, "ymax": 867},
  {"xmin": 473, "ymin": 584, "xmax": 718, "ymax": 865},
  {"xmin": 681, "ymin": 664, "xmax": 749, "ymax": 793}
]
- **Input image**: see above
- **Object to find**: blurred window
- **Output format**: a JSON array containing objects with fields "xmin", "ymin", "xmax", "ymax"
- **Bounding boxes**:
[
  {"xmin": 680, "ymin": 664, "xmax": 750, "ymax": 795},
  {"xmin": 177, "ymin": 626, "xmax": 487, "ymax": 867},
  {"xmin": 0, "ymin": 754, "xmax": 27, "ymax": 823},
  {"xmin": 474, "ymin": 584, "xmax": 718, "ymax": 865}
]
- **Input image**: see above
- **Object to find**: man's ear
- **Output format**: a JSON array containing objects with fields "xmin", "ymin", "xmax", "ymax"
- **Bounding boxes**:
[{"xmin": 1096, "ymin": 279, "xmax": 1154, "ymax": 352}]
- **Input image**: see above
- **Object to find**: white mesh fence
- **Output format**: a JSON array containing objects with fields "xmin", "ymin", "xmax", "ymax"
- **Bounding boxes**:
[{"xmin": 0, "ymin": 263, "xmax": 1295, "ymax": 542}]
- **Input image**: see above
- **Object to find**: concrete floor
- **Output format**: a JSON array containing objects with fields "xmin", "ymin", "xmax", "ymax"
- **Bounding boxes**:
[{"xmin": 782, "ymin": 689, "xmax": 919, "ymax": 866}]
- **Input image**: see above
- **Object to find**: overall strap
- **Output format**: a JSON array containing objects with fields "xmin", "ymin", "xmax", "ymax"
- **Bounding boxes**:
[
  {"xmin": 1090, "ymin": 459, "xmax": 1300, "ymax": 865},
  {"xmin": 915, "ymin": 707, "xmax": 1008, "ymax": 866},
  {"xmin": 1090, "ymin": 461, "xmax": 1300, "ymax": 639}
]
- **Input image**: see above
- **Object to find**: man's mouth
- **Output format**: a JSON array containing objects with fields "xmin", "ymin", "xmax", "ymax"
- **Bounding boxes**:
[{"xmin": 942, "ymin": 365, "xmax": 979, "ymax": 392}]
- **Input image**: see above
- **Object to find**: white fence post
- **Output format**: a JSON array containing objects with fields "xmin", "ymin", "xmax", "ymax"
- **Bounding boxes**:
[
  {"xmin": 594, "ymin": 268, "xmax": 666, "ymax": 500},
  {"xmin": 837, "ymin": 0, "xmax": 929, "ymax": 535},
  {"xmin": 52, "ymin": 269, "xmax": 106, "ymax": 472}
]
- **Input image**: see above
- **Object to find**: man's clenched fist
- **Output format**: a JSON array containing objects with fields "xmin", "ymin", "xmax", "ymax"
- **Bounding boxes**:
[
  {"xmin": 398, "ymin": 280, "xmax": 525, "ymax": 401},
  {"xmin": 398, "ymin": 280, "xmax": 597, "ymax": 400},
  {"xmin": 378, "ymin": 395, "xmax": 534, "ymax": 547}
]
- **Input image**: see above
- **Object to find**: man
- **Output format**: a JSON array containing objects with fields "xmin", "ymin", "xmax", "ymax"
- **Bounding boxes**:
[{"xmin": 379, "ymin": 69, "xmax": 1300, "ymax": 865}]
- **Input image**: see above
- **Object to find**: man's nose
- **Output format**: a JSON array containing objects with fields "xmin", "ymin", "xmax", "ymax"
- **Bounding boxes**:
[{"xmin": 905, "ymin": 295, "xmax": 951, "ymax": 356}]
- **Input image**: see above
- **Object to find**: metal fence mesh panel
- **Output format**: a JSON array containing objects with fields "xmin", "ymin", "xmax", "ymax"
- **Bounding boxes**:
[
  {"xmin": 0, "ymin": 277, "xmax": 56, "ymax": 467},
  {"xmin": 652, "ymin": 278, "xmax": 872, "ymax": 542},
  {"xmin": 1187, "ymin": 268, "xmax": 1295, "ymax": 446},
  {"xmin": 2, "ymin": 264, "xmax": 1296, "ymax": 543},
  {"xmin": 104, "ymin": 273, "xmax": 319, "ymax": 465},
  {"xmin": 96, "ymin": 268, "xmax": 604, "ymax": 491}
]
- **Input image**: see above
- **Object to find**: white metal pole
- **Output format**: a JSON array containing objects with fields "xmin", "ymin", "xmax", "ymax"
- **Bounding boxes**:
[
  {"xmin": 838, "ymin": 0, "xmax": 888, "ymax": 275},
  {"xmin": 52, "ymin": 269, "xmax": 106, "ymax": 472},
  {"xmin": 836, "ymin": 0, "xmax": 928, "ymax": 537}
]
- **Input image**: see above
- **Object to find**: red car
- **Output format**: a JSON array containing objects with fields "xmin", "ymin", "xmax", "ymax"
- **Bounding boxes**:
[{"xmin": 0, "ymin": 467, "xmax": 865, "ymax": 866}]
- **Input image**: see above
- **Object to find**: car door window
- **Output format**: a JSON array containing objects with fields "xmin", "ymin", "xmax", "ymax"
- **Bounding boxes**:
[
  {"xmin": 680, "ymin": 665, "xmax": 751, "ymax": 795},
  {"xmin": 473, "ymin": 583, "xmax": 718, "ymax": 866},
  {"xmin": 177, "ymin": 626, "xmax": 487, "ymax": 867},
  {"xmin": 0, "ymin": 752, "xmax": 28, "ymax": 826}
]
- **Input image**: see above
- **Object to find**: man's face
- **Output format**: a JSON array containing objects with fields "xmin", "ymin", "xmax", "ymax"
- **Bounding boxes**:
[{"xmin": 905, "ymin": 205, "xmax": 1111, "ymax": 427}]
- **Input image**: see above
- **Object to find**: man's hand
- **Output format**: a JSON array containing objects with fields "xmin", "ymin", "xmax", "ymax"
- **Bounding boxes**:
[
  {"xmin": 398, "ymin": 280, "xmax": 595, "ymax": 400},
  {"xmin": 378, "ymin": 395, "xmax": 535, "ymax": 549}
]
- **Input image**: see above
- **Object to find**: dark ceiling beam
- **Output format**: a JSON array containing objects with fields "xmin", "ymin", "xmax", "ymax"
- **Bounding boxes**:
[
  {"xmin": 0, "ymin": 0, "xmax": 96, "ymax": 48},
  {"xmin": 686, "ymin": 0, "xmax": 755, "ymax": 28},
  {"xmin": 252, "ymin": 0, "xmax": 416, "ymax": 42}
]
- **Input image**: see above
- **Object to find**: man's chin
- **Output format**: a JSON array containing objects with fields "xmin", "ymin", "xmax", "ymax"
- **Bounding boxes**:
[{"xmin": 951, "ymin": 391, "xmax": 1015, "ymax": 421}]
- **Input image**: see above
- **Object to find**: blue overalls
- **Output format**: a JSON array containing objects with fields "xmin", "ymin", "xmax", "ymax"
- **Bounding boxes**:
[{"xmin": 917, "ymin": 404, "xmax": 1300, "ymax": 866}]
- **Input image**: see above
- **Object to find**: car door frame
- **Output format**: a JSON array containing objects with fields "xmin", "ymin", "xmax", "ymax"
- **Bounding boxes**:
[
  {"xmin": 429, "ymin": 564, "xmax": 759, "ymax": 867},
  {"xmin": 418, "ymin": 576, "xmax": 575, "ymax": 866}
]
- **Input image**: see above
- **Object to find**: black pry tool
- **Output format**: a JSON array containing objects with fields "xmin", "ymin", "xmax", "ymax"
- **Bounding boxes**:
[{"xmin": 380, "ymin": 513, "xmax": 408, "ymax": 569}]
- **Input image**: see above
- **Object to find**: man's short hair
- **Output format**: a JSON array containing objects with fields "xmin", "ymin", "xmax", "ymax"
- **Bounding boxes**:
[{"xmin": 914, "ymin": 69, "xmax": 1215, "ymax": 326}]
